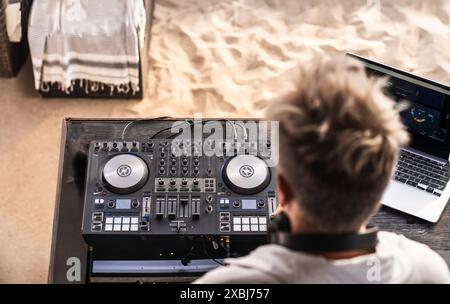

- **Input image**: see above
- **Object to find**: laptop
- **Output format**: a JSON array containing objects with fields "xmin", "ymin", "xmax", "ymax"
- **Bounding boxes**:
[{"xmin": 348, "ymin": 53, "xmax": 450, "ymax": 223}]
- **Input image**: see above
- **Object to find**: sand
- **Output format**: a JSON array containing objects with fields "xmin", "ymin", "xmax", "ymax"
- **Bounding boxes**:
[
  {"xmin": 132, "ymin": 0, "xmax": 450, "ymax": 118},
  {"xmin": 1, "ymin": 0, "xmax": 450, "ymax": 283}
]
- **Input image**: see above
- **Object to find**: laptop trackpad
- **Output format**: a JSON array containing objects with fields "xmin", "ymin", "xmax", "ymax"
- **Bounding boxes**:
[{"xmin": 381, "ymin": 181, "xmax": 444, "ymax": 222}]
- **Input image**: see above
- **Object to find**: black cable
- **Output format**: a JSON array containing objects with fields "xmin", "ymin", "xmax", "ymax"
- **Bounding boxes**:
[
  {"xmin": 181, "ymin": 244, "xmax": 196, "ymax": 266},
  {"xmin": 120, "ymin": 116, "xmax": 171, "ymax": 140},
  {"xmin": 146, "ymin": 118, "xmax": 248, "ymax": 152},
  {"xmin": 165, "ymin": 119, "xmax": 195, "ymax": 139},
  {"xmin": 161, "ymin": 119, "xmax": 245, "ymax": 141},
  {"xmin": 201, "ymin": 237, "xmax": 225, "ymax": 266},
  {"xmin": 150, "ymin": 119, "xmax": 208, "ymax": 140},
  {"xmin": 167, "ymin": 129, "xmax": 184, "ymax": 139},
  {"xmin": 148, "ymin": 120, "xmax": 192, "ymax": 139},
  {"xmin": 181, "ymin": 238, "xmax": 225, "ymax": 267}
]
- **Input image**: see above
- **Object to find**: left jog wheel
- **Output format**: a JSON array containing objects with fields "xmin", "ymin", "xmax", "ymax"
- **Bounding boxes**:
[{"xmin": 102, "ymin": 154, "xmax": 149, "ymax": 194}]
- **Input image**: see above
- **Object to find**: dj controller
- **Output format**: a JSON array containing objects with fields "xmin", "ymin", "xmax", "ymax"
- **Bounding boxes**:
[{"xmin": 81, "ymin": 138, "xmax": 278, "ymax": 246}]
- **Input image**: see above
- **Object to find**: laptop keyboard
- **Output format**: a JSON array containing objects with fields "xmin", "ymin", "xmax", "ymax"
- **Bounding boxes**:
[{"xmin": 393, "ymin": 149, "xmax": 450, "ymax": 197}]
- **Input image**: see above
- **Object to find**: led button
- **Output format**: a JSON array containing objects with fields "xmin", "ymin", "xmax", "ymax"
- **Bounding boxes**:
[
  {"xmin": 105, "ymin": 217, "xmax": 113, "ymax": 224},
  {"xmin": 233, "ymin": 225, "xmax": 242, "ymax": 232},
  {"xmin": 113, "ymin": 224, "xmax": 121, "ymax": 231},
  {"xmin": 114, "ymin": 217, "xmax": 122, "ymax": 224},
  {"xmin": 242, "ymin": 225, "xmax": 250, "ymax": 232},
  {"xmin": 122, "ymin": 225, "xmax": 130, "ymax": 231},
  {"xmin": 131, "ymin": 224, "xmax": 139, "ymax": 231},
  {"xmin": 259, "ymin": 217, "xmax": 267, "ymax": 224},
  {"xmin": 122, "ymin": 217, "xmax": 130, "ymax": 224},
  {"xmin": 233, "ymin": 217, "xmax": 241, "ymax": 224},
  {"xmin": 131, "ymin": 217, "xmax": 139, "ymax": 224},
  {"xmin": 259, "ymin": 224, "xmax": 267, "ymax": 232},
  {"xmin": 251, "ymin": 224, "xmax": 259, "ymax": 231},
  {"xmin": 105, "ymin": 224, "xmax": 113, "ymax": 231},
  {"xmin": 242, "ymin": 217, "xmax": 250, "ymax": 224},
  {"xmin": 250, "ymin": 217, "xmax": 258, "ymax": 224}
]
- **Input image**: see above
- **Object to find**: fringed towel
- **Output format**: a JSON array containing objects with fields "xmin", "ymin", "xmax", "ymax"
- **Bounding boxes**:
[{"xmin": 28, "ymin": 0, "xmax": 146, "ymax": 95}]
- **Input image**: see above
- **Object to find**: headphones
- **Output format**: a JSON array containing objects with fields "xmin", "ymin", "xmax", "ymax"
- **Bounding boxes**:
[{"xmin": 269, "ymin": 212, "xmax": 379, "ymax": 254}]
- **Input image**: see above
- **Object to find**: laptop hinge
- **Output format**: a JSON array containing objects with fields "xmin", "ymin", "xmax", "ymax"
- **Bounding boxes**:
[{"xmin": 401, "ymin": 147, "xmax": 448, "ymax": 165}]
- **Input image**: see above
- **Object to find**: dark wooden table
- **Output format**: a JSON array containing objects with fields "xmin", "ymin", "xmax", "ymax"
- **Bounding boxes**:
[{"xmin": 48, "ymin": 118, "xmax": 450, "ymax": 283}]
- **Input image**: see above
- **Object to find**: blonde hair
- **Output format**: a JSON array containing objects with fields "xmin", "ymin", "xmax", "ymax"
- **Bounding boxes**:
[{"xmin": 267, "ymin": 57, "xmax": 409, "ymax": 232}]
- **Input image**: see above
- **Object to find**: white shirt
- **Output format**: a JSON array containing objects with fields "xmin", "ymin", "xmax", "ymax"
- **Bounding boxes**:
[{"xmin": 195, "ymin": 232, "xmax": 450, "ymax": 283}]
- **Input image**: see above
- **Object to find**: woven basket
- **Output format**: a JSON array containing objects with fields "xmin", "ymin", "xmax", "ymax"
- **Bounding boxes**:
[{"xmin": 0, "ymin": 0, "xmax": 30, "ymax": 78}]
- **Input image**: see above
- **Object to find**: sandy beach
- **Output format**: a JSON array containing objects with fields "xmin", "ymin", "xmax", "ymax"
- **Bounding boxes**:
[{"xmin": 134, "ymin": 0, "xmax": 450, "ymax": 118}]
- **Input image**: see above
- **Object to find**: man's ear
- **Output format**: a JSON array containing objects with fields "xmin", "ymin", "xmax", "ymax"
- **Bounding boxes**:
[{"xmin": 276, "ymin": 172, "xmax": 295, "ymax": 207}]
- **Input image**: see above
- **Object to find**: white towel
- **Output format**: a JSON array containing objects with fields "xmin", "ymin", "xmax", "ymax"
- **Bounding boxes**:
[{"xmin": 28, "ymin": 0, "xmax": 146, "ymax": 94}]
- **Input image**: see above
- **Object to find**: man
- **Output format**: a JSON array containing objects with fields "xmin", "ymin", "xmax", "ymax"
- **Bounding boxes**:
[{"xmin": 195, "ymin": 58, "xmax": 450, "ymax": 283}]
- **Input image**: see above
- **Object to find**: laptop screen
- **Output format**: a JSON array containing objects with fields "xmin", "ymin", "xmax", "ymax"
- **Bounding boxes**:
[
  {"xmin": 393, "ymin": 78, "xmax": 449, "ymax": 143},
  {"xmin": 347, "ymin": 53, "xmax": 450, "ymax": 160}
]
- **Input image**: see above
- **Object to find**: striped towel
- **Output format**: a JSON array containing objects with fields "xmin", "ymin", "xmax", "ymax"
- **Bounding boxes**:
[{"xmin": 28, "ymin": 0, "xmax": 146, "ymax": 94}]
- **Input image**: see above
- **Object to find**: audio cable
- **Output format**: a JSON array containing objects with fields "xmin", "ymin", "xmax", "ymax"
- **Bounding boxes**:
[{"xmin": 120, "ymin": 116, "xmax": 172, "ymax": 140}]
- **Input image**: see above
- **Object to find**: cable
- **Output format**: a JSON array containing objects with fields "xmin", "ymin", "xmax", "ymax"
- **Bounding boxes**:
[
  {"xmin": 149, "ymin": 126, "xmax": 179, "ymax": 140},
  {"xmin": 154, "ymin": 119, "xmax": 205, "ymax": 140},
  {"xmin": 181, "ymin": 244, "xmax": 196, "ymax": 266},
  {"xmin": 149, "ymin": 119, "xmax": 192, "ymax": 139},
  {"xmin": 120, "ymin": 116, "xmax": 171, "ymax": 140},
  {"xmin": 223, "ymin": 119, "xmax": 248, "ymax": 141},
  {"xmin": 226, "ymin": 120, "xmax": 238, "ymax": 140},
  {"xmin": 230, "ymin": 121, "xmax": 248, "ymax": 140},
  {"xmin": 190, "ymin": 119, "xmax": 247, "ymax": 141},
  {"xmin": 167, "ymin": 119, "xmax": 198, "ymax": 139},
  {"xmin": 181, "ymin": 238, "xmax": 225, "ymax": 266},
  {"xmin": 147, "ymin": 118, "xmax": 248, "ymax": 142},
  {"xmin": 201, "ymin": 237, "xmax": 225, "ymax": 266},
  {"xmin": 167, "ymin": 131, "xmax": 182, "ymax": 139}
]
